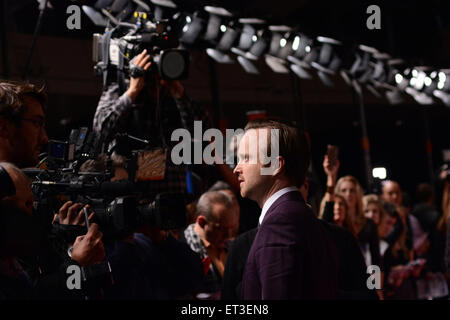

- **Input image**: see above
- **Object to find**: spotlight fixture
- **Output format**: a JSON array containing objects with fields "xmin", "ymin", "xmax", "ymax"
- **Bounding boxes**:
[
  {"xmin": 202, "ymin": 6, "xmax": 238, "ymax": 64},
  {"xmin": 433, "ymin": 69, "xmax": 450, "ymax": 107},
  {"xmin": 203, "ymin": 6, "xmax": 233, "ymax": 43},
  {"xmin": 82, "ymin": 5, "xmax": 108, "ymax": 27},
  {"xmin": 177, "ymin": 11, "xmax": 206, "ymax": 46},
  {"xmin": 264, "ymin": 25, "xmax": 292, "ymax": 73},
  {"xmin": 230, "ymin": 18, "xmax": 266, "ymax": 74},
  {"xmin": 149, "ymin": 0, "xmax": 177, "ymax": 20},
  {"xmin": 310, "ymin": 36, "xmax": 343, "ymax": 86}
]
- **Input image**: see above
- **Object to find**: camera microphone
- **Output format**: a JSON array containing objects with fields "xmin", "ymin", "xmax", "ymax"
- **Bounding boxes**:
[{"xmin": 123, "ymin": 34, "xmax": 159, "ymax": 43}]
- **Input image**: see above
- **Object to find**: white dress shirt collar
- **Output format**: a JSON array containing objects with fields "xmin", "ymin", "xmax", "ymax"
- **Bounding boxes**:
[{"xmin": 259, "ymin": 186, "xmax": 299, "ymax": 226}]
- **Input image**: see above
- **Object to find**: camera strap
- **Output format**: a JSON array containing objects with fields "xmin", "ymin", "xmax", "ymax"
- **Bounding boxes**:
[{"xmin": 101, "ymin": 29, "xmax": 116, "ymax": 88}]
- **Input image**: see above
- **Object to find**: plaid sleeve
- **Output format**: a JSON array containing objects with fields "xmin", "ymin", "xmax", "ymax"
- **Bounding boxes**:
[{"xmin": 93, "ymin": 83, "xmax": 133, "ymax": 146}]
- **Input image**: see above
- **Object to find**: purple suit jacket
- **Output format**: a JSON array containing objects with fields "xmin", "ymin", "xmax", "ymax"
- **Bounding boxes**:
[{"xmin": 241, "ymin": 191, "xmax": 339, "ymax": 300}]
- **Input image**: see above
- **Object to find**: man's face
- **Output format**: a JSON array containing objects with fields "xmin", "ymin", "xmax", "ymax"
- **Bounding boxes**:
[
  {"xmin": 10, "ymin": 97, "xmax": 48, "ymax": 167},
  {"xmin": 203, "ymin": 203, "xmax": 237, "ymax": 249},
  {"xmin": 382, "ymin": 181, "xmax": 402, "ymax": 206},
  {"xmin": 233, "ymin": 129, "xmax": 272, "ymax": 203}
]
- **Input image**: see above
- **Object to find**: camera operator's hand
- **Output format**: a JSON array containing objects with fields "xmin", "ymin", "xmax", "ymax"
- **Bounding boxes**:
[
  {"xmin": 126, "ymin": 49, "xmax": 152, "ymax": 102},
  {"xmin": 160, "ymin": 79, "xmax": 185, "ymax": 100},
  {"xmin": 71, "ymin": 223, "xmax": 105, "ymax": 266},
  {"xmin": 56, "ymin": 201, "xmax": 94, "ymax": 226}
]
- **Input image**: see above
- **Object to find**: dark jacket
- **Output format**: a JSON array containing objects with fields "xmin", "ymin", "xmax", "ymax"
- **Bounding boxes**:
[
  {"xmin": 222, "ymin": 223, "xmax": 377, "ymax": 300},
  {"xmin": 241, "ymin": 191, "xmax": 339, "ymax": 300}
]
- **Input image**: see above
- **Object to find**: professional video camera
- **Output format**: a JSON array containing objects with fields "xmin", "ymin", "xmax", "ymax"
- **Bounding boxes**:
[
  {"xmin": 27, "ymin": 128, "xmax": 187, "ymax": 241},
  {"xmin": 92, "ymin": 6, "xmax": 190, "ymax": 88}
]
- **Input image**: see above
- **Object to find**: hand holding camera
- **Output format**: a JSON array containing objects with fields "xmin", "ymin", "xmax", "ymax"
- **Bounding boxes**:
[
  {"xmin": 54, "ymin": 201, "xmax": 95, "ymax": 226},
  {"xmin": 71, "ymin": 223, "xmax": 105, "ymax": 267},
  {"xmin": 127, "ymin": 49, "xmax": 153, "ymax": 102}
]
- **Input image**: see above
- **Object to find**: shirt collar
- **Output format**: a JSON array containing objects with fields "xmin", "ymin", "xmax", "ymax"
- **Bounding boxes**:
[{"xmin": 259, "ymin": 186, "xmax": 299, "ymax": 225}]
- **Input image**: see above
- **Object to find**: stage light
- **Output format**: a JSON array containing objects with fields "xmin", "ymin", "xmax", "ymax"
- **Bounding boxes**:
[
  {"xmin": 203, "ymin": 6, "xmax": 233, "ymax": 43},
  {"xmin": 149, "ymin": 0, "xmax": 177, "ymax": 20},
  {"xmin": 292, "ymin": 36, "xmax": 300, "ymax": 51},
  {"xmin": 310, "ymin": 36, "xmax": 343, "ymax": 86},
  {"xmin": 285, "ymin": 33, "xmax": 314, "ymax": 79},
  {"xmin": 433, "ymin": 90, "xmax": 450, "ymax": 107},
  {"xmin": 345, "ymin": 45, "xmax": 380, "ymax": 92},
  {"xmin": 231, "ymin": 18, "xmax": 265, "ymax": 54},
  {"xmin": 372, "ymin": 167, "xmax": 387, "ymax": 180},
  {"xmin": 423, "ymin": 75, "xmax": 437, "ymax": 96},
  {"xmin": 245, "ymin": 28, "xmax": 271, "ymax": 60},
  {"xmin": 263, "ymin": 26, "xmax": 298, "ymax": 74},
  {"xmin": 267, "ymin": 25, "xmax": 292, "ymax": 57},
  {"xmin": 437, "ymin": 71, "xmax": 450, "ymax": 91},
  {"xmin": 405, "ymin": 87, "xmax": 434, "ymax": 105},
  {"xmin": 229, "ymin": 18, "xmax": 266, "ymax": 74},
  {"xmin": 82, "ymin": 5, "xmax": 108, "ymax": 27},
  {"xmin": 395, "ymin": 73, "xmax": 403, "ymax": 84},
  {"xmin": 177, "ymin": 11, "xmax": 206, "ymax": 45},
  {"xmin": 432, "ymin": 70, "xmax": 450, "ymax": 106}
]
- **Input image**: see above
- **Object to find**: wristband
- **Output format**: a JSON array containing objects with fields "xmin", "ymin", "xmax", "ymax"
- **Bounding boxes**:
[{"xmin": 326, "ymin": 185, "xmax": 335, "ymax": 194}]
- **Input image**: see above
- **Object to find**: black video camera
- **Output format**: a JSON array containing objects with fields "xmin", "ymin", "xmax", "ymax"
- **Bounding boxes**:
[
  {"xmin": 92, "ymin": 14, "xmax": 190, "ymax": 87},
  {"xmin": 28, "ymin": 129, "xmax": 187, "ymax": 240}
]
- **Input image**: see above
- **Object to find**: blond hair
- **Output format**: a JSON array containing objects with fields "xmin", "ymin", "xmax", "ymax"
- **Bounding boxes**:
[{"xmin": 335, "ymin": 175, "xmax": 365, "ymax": 234}]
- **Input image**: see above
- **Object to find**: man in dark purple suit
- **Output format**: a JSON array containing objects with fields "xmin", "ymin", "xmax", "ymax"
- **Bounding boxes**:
[{"xmin": 233, "ymin": 119, "xmax": 338, "ymax": 299}]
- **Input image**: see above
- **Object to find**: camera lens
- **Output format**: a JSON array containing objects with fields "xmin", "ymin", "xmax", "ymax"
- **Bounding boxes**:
[{"xmin": 161, "ymin": 51, "xmax": 186, "ymax": 79}]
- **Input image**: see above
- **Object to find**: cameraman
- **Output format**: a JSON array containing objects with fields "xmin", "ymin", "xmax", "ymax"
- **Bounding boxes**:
[
  {"xmin": 93, "ymin": 49, "xmax": 210, "ymax": 200},
  {"xmin": 0, "ymin": 162, "xmax": 105, "ymax": 299},
  {"xmin": 0, "ymin": 81, "xmax": 106, "ymax": 299},
  {"xmin": 79, "ymin": 156, "xmax": 205, "ymax": 299},
  {"xmin": 0, "ymin": 81, "xmax": 48, "ymax": 168}
]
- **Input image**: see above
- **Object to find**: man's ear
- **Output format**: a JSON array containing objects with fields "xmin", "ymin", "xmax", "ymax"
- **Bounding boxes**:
[
  {"xmin": 272, "ymin": 156, "xmax": 285, "ymax": 177},
  {"xmin": 197, "ymin": 215, "xmax": 207, "ymax": 228}
]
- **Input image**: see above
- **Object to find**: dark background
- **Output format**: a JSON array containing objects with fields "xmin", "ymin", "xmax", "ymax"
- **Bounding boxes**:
[{"xmin": 1, "ymin": 0, "xmax": 449, "ymax": 198}]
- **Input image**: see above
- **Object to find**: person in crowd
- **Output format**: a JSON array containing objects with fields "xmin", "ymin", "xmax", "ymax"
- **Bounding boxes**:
[
  {"xmin": 223, "ymin": 175, "xmax": 377, "ymax": 300},
  {"xmin": 78, "ymin": 155, "xmax": 205, "ymax": 300},
  {"xmin": 182, "ymin": 190, "xmax": 239, "ymax": 299},
  {"xmin": 320, "ymin": 153, "xmax": 380, "ymax": 268},
  {"xmin": 363, "ymin": 194, "xmax": 383, "ymax": 226},
  {"xmin": 412, "ymin": 184, "xmax": 439, "ymax": 238},
  {"xmin": 410, "ymin": 183, "xmax": 446, "ymax": 274},
  {"xmin": 382, "ymin": 180, "xmax": 425, "ymax": 254},
  {"xmin": 234, "ymin": 118, "xmax": 338, "ymax": 299},
  {"xmin": 208, "ymin": 181, "xmax": 240, "ymax": 239},
  {"xmin": 93, "ymin": 50, "xmax": 210, "ymax": 202},
  {"xmin": 378, "ymin": 202, "xmax": 399, "ymax": 258},
  {"xmin": 0, "ymin": 81, "xmax": 48, "ymax": 168},
  {"xmin": 0, "ymin": 82, "xmax": 110, "ymax": 299},
  {"xmin": 320, "ymin": 191, "xmax": 355, "ymax": 233},
  {"xmin": 0, "ymin": 162, "xmax": 105, "ymax": 299}
]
